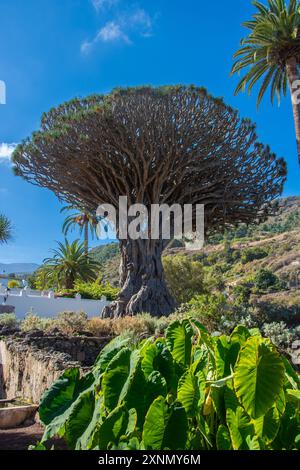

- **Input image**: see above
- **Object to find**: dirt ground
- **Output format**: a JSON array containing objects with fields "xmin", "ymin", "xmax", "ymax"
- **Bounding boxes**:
[{"xmin": 0, "ymin": 423, "xmax": 66, "ymax": 450}]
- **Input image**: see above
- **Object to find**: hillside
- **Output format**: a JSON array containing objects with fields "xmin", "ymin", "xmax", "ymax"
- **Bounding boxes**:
[
  {"xmin": 90, "ymin": 196, "xmax": 300, "ymax": 293},
  {"xmin": 0, "ymin": 263, "xmax": 39, "ymax": 275}
]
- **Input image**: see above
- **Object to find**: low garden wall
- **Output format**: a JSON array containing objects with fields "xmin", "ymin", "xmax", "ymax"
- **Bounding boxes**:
[
  {"xmin": 0, "ymin": 330, "xmax": 110, "ymax": 403},
  {"xmin": 0, "ymin": 287, "xmax": 111, "ymax": 319}
]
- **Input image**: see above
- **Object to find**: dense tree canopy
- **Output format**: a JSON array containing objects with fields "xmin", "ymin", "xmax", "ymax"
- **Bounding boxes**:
[{"xmin": 12, "ymin": 86, "xmax": 287, "ymax": 316}]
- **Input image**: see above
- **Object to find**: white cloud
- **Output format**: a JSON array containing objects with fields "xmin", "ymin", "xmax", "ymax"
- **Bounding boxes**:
[
  {"xmin": 81, "ymin": 20, "xmax": 130, "ymax": 53},
  {"xmin": 91, "ymin": 0, "xmax": 118, "ymax": 12},
  {"xmin": 81, "ymin": 7, "xmax": 154, "ymax": 53},
  {"xmin": 98, "ymin": 21, "xmax": 131, "ymax": 43},
  {"xmin": 129, "ymin": 8, "xmax": 153, "ymax": 34},
  {"xmin": 0, "ymin": 143, "xmax": 17, "ymax": 162}
]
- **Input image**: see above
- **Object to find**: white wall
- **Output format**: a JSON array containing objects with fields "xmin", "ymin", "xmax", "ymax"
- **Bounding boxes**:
[{"xmin": 0, "ymin": 287, "xmax": 111, "ymax": 319}]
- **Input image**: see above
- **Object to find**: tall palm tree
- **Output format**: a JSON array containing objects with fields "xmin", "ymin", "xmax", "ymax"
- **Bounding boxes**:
[
  {"xmin": 61, "ymin": 206, "xmax": 98, "ymax": 254},
  {"xmin": 232, "ymin": 0, "xmax": 300, "ymax": 167},
  {"xmin": 43, "ymin": 239, "xmax": 100, "ymax": 289},
  {"xmin": 0, "ymin": 214, "xmax": 12, "ymax": 244}
]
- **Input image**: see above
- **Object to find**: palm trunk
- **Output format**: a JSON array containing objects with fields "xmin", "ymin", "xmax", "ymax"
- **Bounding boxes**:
[
  {"xmin": 287, "ymin": 57, "xmax": 300, "ymax": 167},
  {"xmin": 84, "ymin": 222, "xmax": 89, "ymax": 255},
  {"xmin": 102, "ymin": 238, "xmax": 176, "ymax": 318}
]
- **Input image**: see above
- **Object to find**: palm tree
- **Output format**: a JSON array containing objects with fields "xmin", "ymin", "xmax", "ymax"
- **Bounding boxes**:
[
  {"xmin": 61, "ymin": 206, "xmax": 98, "ymax": 254},
  {"xmin": 232, "ymin": 0, "xmax": 300, "ymax": 167},
  {"xmin": 0, "ymin": 214, "xmax": 12, "ymax": 244},
  {"xmin": 43, "ymin": 239, "xmax": 100, "ymax": 290}
]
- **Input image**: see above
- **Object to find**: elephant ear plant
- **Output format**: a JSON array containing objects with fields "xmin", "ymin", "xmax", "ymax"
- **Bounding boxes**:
[{"xmin": 32, "ymin": 320, "xmax": 300, "ymax": 450}]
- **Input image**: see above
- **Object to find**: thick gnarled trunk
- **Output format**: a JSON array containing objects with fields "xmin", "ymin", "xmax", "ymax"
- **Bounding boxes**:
[
  {"xmin": 287, "ymin": 57, "xmax": 300, "ymax": 168},
  {"xmin": 102, "ymin": 239, "xmax": 176, "ymax": 318}
]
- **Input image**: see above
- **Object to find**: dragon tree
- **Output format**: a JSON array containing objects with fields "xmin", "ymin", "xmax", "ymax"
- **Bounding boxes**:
[{"xmin": 12, "ymin": 86, "xmax": 286, "ymax": 317}]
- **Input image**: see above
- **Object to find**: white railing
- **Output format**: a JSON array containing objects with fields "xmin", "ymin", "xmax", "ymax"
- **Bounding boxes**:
[{"xmin": 0, "ymin": 286, "xmax": 111, "ymax": 319}]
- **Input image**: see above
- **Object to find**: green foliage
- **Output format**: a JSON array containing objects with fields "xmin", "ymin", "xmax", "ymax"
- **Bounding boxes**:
[
  {"xmin": 188, "ymin": 293, "xmax": 228, "ymax": 327},
  {"xmin": 0, "ymin": 313, "xmax": 18, "ymax": 328},
  {"xmin": 33, "ymin": 319, "xmax": 300, "ymax": 450},
  {"xmin": 0, "ymin": 214, "xmax": 13, "ymax": 244},
  {"xmin": 231, "ymin": 0, "xmax": 300, "ymax": 107},
  {"xmin": 163, "ymin": 255, "xmax": 205, "ymax": 304},
  {"xmin": 73, "ymin": 280, "xmax": 119, "ymax": 301},
  {"xmin": 90, "ymin": 243, "xmax": 119, "ymax": 266},
  {"xmin": 43, "ymin": 239, "xmax": 100, "ymax": 290},
  {"xmin": 253, "ymin": 269, "xmax": 287, "ymax": 293},
  {"xmin": 241, "ymin": 247, "xmax": 268, "ymax": 265},
  {"xmin": 7, "ymin": 279, "xmax": 21, "ymax": 289},
  {"xmin": 233, "ymin": 284, "xmax": 252, "ymax": 306}
]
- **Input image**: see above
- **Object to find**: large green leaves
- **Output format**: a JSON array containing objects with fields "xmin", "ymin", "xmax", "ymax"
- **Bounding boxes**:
[
  {"xmin": 34, "ymin": 319, "xmax": 299, "ymax": 451},
  {"xmin": 142, "ymin": 396, "xmax": 188, "ymax": 450},
  {"xmin": 166, "ymin": 319, "xmax": 193, "ymax": 367},
  {"xmin": 39, "ymin": 368, "xmax": 94, "ymax": 425},
  {"xmin": 102, "ymin": 348, "xmax": 132, "ymax": 411},
  {"xmin": 234, "ymin": 337, "xmax": 285, "ymax": 418},
  {"xmin": 177, "ymin": 370, "xmax": 205, "ymax": 417}
]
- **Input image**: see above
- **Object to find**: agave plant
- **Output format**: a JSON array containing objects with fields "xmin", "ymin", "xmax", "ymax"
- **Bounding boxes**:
[
  {"xmin": 43, "ymin": 239, "xmax": 100, "ymax": 289},
  {"xmin": 232, "ymin": 0, "xmax": 300, "ymax": 167},
  {"xmin": 33, "ymin": 319, "xmax": 300, "ymax": 450},
  {"xmin": 0, "ymin": 214, "xmax": 12, "ymax": 244}
]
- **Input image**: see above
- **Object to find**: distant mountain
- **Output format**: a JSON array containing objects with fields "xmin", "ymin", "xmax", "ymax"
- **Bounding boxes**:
[{"xmin": 0, "ymin": 263, "xmax": 39, "ymax": 275}]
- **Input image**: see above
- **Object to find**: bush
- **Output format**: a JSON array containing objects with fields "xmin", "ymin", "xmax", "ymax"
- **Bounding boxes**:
[
  {"xmin": 262, "ymin": 322, "xmax": 297, "ymax": 350},
  {"xmin": 7, "ymin": 279, "xmax": 21, "ymax": 289},
  {"xmin": 74, "ymin": 280, "xmax": 119, "ymax": 301},
  {"xmin": 233, "ymin": 284, "xmax": 252, "ymax": 306},
  {"xmin": 253, "ymin": 269, "xmax": 287, "ymax": 293},
  {"xmin": 0, "ymin": 313, "xmax": 18, "ymax": 328},
  {"xmin": 186, "ymin": 293, "xmax": 229, "ymax": 330},
  {"xmin": 33, "ymin": 318, "xmax": 300, "ymax": 451},
  {"xmin": 20, "ymin": 313, "xmax": 53, "ymax": 332},
  {"xmin": 163, "ymin": 255, "xmax": 205, "ymax": 304},
  {"xmin": 241, "ymin": 247, "xmax": 268, "ymax": 264},
  {"xmin": 54, "ymin": 311, "xmax": 88, "ymax": 335}
]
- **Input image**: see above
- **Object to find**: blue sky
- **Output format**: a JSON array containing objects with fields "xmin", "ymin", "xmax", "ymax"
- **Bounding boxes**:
[{"xmin": 0, "ymin": 0, "xmax": 299, "ymax": 264}]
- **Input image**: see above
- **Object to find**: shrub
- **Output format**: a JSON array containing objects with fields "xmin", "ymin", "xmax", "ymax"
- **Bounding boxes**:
[
  {"xmin": 262, "ymin": 322, "xmax": 297, "ymax": 350},
  {"xmin": 163, "ymin": 255, "xmax": 205, "ymax": 304},
  {"xmin": 241, "ymin": 247, "xmax": 268, "ymax": 264},
  {"xmin": 7, "ymin": 279, "xmax": 21, "ymax": 289},
  {"xmin": 233, "ymin": 284, "xmax": 252, "ymax": 306},
  {"xmin": 0, "ymin": 313, "xmax": 18, "ymax": 328},
  {"xmin": 33, "ymin": 318, "xmax": 300, "ymax": 450},
  {"xmin": 53, "ymin": 311, "xmax": 88, "ymax": 335},
  {"xmin": 20, "ymin": 313, "xmax": 53, "ymax": 332},
  {"xmin": 187, "ymin": 293, "xmax": 229, "ymax": 329},
  {"xmin": 74, "ymin": 280, "xmax": 119, "ymax": 301},
  {"xmin": 253, "ymin": 269, "xmax": 287, "ymax": 293}
]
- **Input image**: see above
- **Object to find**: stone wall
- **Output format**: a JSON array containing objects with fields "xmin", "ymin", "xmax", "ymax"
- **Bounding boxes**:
[{"xmin": 0, "ymin": 331, "xmax": 110, "ymax": 404}]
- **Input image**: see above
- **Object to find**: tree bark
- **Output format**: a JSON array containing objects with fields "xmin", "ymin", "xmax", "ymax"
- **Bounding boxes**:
[
  {"xmin": 102, "ymin": 239, "xmax": 176, "ymax": 318},
  {"xmin": 84, "ymin": 221, "xmax": 89, "ymax": 255},
  {"xmin": 287, "ymin": 57, "xmax": 300, "ymax": 168}
]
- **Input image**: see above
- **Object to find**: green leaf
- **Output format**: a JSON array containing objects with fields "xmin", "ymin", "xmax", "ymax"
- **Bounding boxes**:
[
  {"xmin": 39, "ymin": 368, "xmax": 94, "ymax": 425},
  {"xmin": 253, "ymin": 406, "xmax": 280, "ymax": 444},
  {"xmin": 177, "ymin": 370, "xmax": 205, "ymax": 417},
  {"xmin": 216, "ymin": 424, "xmax": 232, "ymax": 450},
  {"xmin": 92, "ymin": 405, "xmax": 129, "ymax": 450},
  {"xmin": 234, "ymin": 337, "xmax": 285, "ymax": 418},
  {"xmin": 142, "ymin": 397, "xmax": 188, "ymax": 450},
  {"xmin": 93, "ymin": 335, "xmax": 132, "ymax": 375},
  {"xmin": 215, "ymin": 336, "xmax": 240, "ymax": 378},
  {"xmin": 166, "ymin": 319, "xmax": 193, "ymax": 367},
  {"xmin": 64, "ymin": 390, "xmax": 96, "ymax": 449},
  {"xmin": 230, "ymin": 325, "xmax": 251, "ymax": 345},
  {"xmin": 102, "ymin": 348, "xmax": 131, "ymax": 411},
  {"xmin": 226, "ymin": 407, "xmax": 255, "ymax": 450}
]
